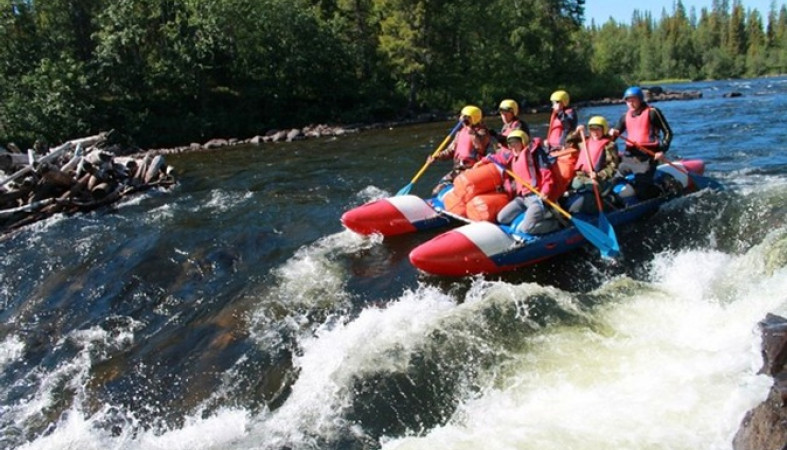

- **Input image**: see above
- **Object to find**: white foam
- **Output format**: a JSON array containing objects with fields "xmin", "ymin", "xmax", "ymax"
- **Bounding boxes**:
[
  {"xmin": 381, "ymin": 243, "xmax": 787, "ymax": 450},
  {"xmin": 0, "ymin": 334, "xmax": 24, "ymax": 369},
  {"xmin": 248, "ymin": 285, "xmax": 458, "ymax": 447}
]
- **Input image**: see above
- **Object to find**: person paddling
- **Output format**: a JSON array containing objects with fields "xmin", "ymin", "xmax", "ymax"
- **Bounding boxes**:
[
  {"xmin": 429, "ymin": 105, "xmax": 491, "ymax": 195},
  {"xmin": 609, "ymin": 86, "xmax": 672, "ymax": 176},
  {"xmin": 564, "ymin": 116, "xmax": 620, "ymax": 214},
  {"xmin": 608, "ymin": 86, "xmax": 673, "ymax": 199},
  {"xmin": 496, "ymin": 130, "xmax": 560, "ymax": 235}
]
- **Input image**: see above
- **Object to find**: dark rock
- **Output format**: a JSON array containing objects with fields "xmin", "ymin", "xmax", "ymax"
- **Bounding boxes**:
[
  {"xmin": 733, "ymin": 313, "xmax": 787, "ymax": 449},
  {"xmin": 733, "ymin": 387, "xmax": 787, "ymax": 450},
  {"xmin": 759, "ymin": 314, "xmax": 787, "ymax": 377},
  {"xmin": 724, "ymin": 92, "xmax": 744, "ymax": 98}
]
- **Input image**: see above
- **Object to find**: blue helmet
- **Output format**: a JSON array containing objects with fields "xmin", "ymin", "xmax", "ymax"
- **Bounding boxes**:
[{"xmin": 623, "ymin": 86, "xmax": 644, "ymax": 101}]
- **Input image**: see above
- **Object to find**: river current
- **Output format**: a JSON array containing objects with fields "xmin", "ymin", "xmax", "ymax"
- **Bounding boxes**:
[{"xmin": 2, "ymin": 77, "xmax": 787, "ymax": 449}]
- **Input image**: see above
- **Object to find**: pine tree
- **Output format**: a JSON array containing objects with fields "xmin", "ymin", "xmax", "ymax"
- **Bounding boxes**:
[{"xmin": 745, "ymin": 9, "xmax": 767, "ymax": 76}]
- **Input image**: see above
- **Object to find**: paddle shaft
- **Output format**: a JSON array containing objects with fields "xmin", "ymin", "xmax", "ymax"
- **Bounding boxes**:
[
  {"xmin": 409, "ymin": 121, "xmax": 463, "ymax": 185},
  {"xmin": 546, "ymin": 110, "xmax": 556, "ymax": 146},
  {"xmin": 619, "ymin": 136, "xmax": 689, "ymax": 175},
  {"xmin": 579, "ymin": 129, "xmax": 605, "ymax": 211},
  {"xmin": 503, "ymin": 168, "xmax": 573, "ymax": 220}
]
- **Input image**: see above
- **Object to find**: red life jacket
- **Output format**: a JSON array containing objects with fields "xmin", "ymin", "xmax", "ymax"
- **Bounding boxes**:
[
  {"xmin": 625, "ymin": 107, "xmax": 656, "ymax": 146},
  {"xmin": 453, "ymin": 126, "xmax": 486, "ymax": 165},
  {"xmin": 509, "ymin": 144, "xmax": 540, "ymax": 196},
  {"xmin": 575, "ymin": 137, "xmax": 610, "ymax": 174},
  {"xmin": 547, "ymin": 108, "xmax": 573, "ymax": 148},
  {"xmin": 500, "ymin": 119, "xmax": 521, "ymax": 138}
]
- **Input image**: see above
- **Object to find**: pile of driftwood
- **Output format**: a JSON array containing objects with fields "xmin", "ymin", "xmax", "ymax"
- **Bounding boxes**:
[{"xmin": 1, "ymin": 131, "xmax": 175, "ymax": 234}]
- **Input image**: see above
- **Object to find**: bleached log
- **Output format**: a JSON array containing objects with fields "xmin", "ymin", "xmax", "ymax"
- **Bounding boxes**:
[
  {"xmin": 0, "ymin": 198, "xmax": 56, "ymax": 219},
  {"xmin": 68, "ymin": 133, "xmax": 105, "ymax": 149},
  {"xmin": 0, "ymin": 142, "xmax": 72, "ymax": 187},
  {"xmin": 134, "ymin": 155, "xmax": 151, "ymax": 182},
  {"xmin": 60, "ymin": 144, "xmax": 84, "ymax": 172},
  {"xmin": 144, "ymin": 155, "xmax": 165, "ymax": 183}
]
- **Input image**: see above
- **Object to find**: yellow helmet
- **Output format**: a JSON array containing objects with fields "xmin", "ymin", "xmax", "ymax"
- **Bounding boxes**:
[
  {"xmin": 550, "ymin": 90, "xmax": 570, "ymax": 107},
  {"xmin": 506, "ymin": 129, "xmax": 530, "ymax": 146},
  {"xmin": 587, "ymin": 116, "xmax": 609, "ymax": 134},
  {"xmin": 460, "ymin": 105, "xmax": 482, "ymax": 125},
  {"xmin": 498, "ymin": 99, "xmax": 519, "ymax": 116}
]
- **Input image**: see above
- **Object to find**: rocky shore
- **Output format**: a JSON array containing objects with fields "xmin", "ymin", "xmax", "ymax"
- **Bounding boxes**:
[
  {"xmin": 144, "ymin": 87, "xmax": 703, "ymax": 156},
  {"xmin": 0, "ymin": 86, "xmax": 704, "ymax": 235}
]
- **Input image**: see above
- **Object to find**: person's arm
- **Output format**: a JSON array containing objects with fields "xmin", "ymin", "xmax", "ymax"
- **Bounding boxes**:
[
  {"xmin": 433, "ymin": 133, "xmax": 459, "ymax": 161},
  {"xmin": 651, "ymin": 107, "xmax": 672, "ymax": 152},
  {"xmin": 597, "ymin": 141, "xmax": 620, "ymax": 181},
  {"xmin": 609, "ymin": 114, "xmax": 626, "ymax": 137}
]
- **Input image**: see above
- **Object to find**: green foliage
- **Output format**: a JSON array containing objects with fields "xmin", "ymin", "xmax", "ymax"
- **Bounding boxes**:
[
  {"xmin": 0, "ymin": 0, "xmax": 782, "ymax": 149},
  {"xmin": 588, "ymin": 0, "xmax": 785, "ymax": 83}
]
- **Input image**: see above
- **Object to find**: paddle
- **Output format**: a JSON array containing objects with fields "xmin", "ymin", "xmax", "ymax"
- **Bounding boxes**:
[
  {"xmin": 497, "ymin": 162, "xmax": 619, "ymax": 258},
  {"xmin": 619, "ymin": 136, "xmax": 723, "ymax": 190},
  {"xmin": 545, "ymin": 109, "xmax": 556, "ymax": 147},
  {"xmin": 579, "ymin": 129, "xmax": 620, "ymax": 258},
  {"xmin": 396, "ymin": 121, "xmax": 463, "ymax": 196}
]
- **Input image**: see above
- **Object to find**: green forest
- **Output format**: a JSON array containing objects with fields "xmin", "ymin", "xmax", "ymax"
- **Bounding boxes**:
[{"xmin": 1, "ymin": 0, "xmax": 786, "ymax": 148}]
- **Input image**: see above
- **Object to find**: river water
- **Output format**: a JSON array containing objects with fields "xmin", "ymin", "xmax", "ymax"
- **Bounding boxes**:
[{"xmin": 1, "ymin": 77, "xmax": 786, "ymax": 450}]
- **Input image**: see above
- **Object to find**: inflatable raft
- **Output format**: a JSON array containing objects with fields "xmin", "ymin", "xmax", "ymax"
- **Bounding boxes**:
[
  {"xmin": 341, "ymin": 163, "xmax": 506, "ymax": 237},
  {"xmin": 409, "ymin": 160, "xmax": 714, "ymax": 276}
]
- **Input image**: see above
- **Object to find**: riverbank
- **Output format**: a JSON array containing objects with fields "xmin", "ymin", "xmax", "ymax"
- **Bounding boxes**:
[{"xmin": 142, "ymin": 87, "xmax": 702, "ymax": 156}]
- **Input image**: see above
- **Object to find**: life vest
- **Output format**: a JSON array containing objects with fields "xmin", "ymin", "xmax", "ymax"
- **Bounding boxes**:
[
  {"xmin": 547, "ymin": 108, "xmax": 574, "ymax": 148},
  {"xmin": 624, "ymin": 107, "xmax": 656, "ymax": 146},
  {"xmin": 575, "ymin": 137, "xmax": 609, "ymax": 174},
  {"xmin": 453, "ymin": 126, "xmax": 486, "ymax": 166},
  {"xmin": 500, "ymin": 119, "xmax": 521, "ymax": 138},
  {"xmin": 509, "ymin": 143, "xmax": 540, "ymax": 197}
]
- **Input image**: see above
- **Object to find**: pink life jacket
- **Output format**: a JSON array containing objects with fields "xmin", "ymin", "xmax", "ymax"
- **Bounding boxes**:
[
  {"xmin": 625, "ymin": 107, "xmax": 656, "ymax": 146},
  {"xmin": 575, "ymin": 137, "xmax": 610, "ymax": 174},
  {"xmin": 453, "ymin": 126, "xmax": 486, "ymax": 166},
  {"xmin": 547, "ymin": 108, "xmax": 574, "ymax": 148},
  {"xmin": 509, "ymin": 144, "xmax": 540, "ymax": 196}
]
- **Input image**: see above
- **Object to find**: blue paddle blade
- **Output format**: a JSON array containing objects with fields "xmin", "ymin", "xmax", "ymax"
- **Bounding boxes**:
[
  {"xmin": 572, "ymin": 216, "xmax": 619, "ymax": 258},
  {"xmin": 597, "ymin": 213, "xmax": 621, "ymax": 259},
  {"xmin": 396, "ymin": 183, "xmax": 413, "ymax": 196}
]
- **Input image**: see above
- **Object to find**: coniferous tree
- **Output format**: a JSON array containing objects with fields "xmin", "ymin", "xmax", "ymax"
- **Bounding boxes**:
[{"xmin": 745, "ymin": 9, "xmax": 768, "ymax": 76}]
